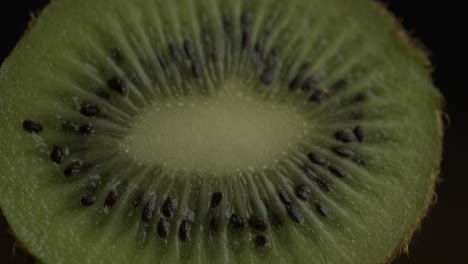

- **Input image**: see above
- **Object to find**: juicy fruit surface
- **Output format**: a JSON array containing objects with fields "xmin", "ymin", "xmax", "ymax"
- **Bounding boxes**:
[{"xmin": 0, "ymin": 0, "xmax": 441, "ymax": 263}]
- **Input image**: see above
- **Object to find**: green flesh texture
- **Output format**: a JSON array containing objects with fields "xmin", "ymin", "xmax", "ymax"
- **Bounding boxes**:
[{"xmin": 0, "ymin": 0, "xmax": 442, "ymax": 263}]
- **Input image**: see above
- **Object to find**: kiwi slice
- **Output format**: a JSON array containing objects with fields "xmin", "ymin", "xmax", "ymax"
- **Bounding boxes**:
[{"xmin": 0, "ymin": 0, "xmax": 443, "ymax": 263}]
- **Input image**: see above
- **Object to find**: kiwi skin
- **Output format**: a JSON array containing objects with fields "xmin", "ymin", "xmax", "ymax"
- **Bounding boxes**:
[
  {"xmin": 0, "ymin": 0, "xmax": 444, "ymax": 263},
  {"xmin": 385, "ymin": 93, "xmax": 444, "ymax": 264},
  {"xmin": 0, "ymin": 6, "xmax": 48, "ymax": 263},
  {"xmin": 373, "ymin": 2, "xmax": 445, "ymax": 262}
]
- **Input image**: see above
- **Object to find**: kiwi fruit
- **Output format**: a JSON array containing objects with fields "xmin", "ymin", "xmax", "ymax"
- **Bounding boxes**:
[{"xmin": 0, "ymin": 0, "xmax": 443, "ymax": 263}]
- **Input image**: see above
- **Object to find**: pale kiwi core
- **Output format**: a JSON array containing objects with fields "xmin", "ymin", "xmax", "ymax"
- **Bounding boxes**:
[{"xmin": 122, "ymin": 81, "xmax": 310, "ymax": 173}]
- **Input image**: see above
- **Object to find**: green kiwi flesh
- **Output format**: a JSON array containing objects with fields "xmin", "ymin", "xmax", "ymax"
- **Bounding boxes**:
[{"xmin": 0, "ymin": 0, "xmax": 442, "ymax": 263}]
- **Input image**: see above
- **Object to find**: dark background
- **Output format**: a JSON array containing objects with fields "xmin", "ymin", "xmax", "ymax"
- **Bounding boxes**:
[{"xmin": 0, "ymin": 1, "xmax": 466, "ymax": 263}]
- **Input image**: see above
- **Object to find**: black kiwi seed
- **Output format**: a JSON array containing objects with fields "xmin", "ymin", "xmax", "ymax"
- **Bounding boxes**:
[
  {"xmin": 260, "ymin": 68, "xmax": 274, "ymax": 86},
  {"xmin": 22, "ymin": 120, "xmax": 43, "ymax": 134},
  {"xmin": 80, "ymin": 104, "xmax": 100, "ymax": 117},
  {"xmin": 278, "ymin": 189, "xmax": 291, "ymax": 205},
  {"xmin": 80, "ymin": 192, "xmax": 96, "ymax": 206},
  {"xmin": 64, "ymin": 160, "xmax": 83, "ymax": 177},
  {"xmin": 332, "ymin": 146, "xmax": 355, "ymax": 158},
  {"xmin": 50, "ymin": 145, "xmax": 65, "ymax": 164},
  {"xmin": 107, "ymin": 76, "xmax": 129, "ymax": 96},
  {"xmin": 62, "ymin": 121, "xmax": 79, "ymax": 132},
  {"xmin": 183, "ymin": 40, "xmax": 195, "ymax": 59},
  {"xmin": 315, "ymin": 178, "xmax": 331, "ymax": 192},
  {"xmin": 162, "ymin": 197, "xmax": 177, "ymax": 218},
  {"xmin": 79, "ymin": 123, "xmax": 94, "ymax": 136},
  {"xmin": 209, "ymin": 192, "xmax": 223, "ymax": 208},
  {"xmin": 328, "ymin": 164, "xmax": 348, "ymax": 178},
  {"xmin": 308, "ymin": 152, "xmax": 327, "ymax": 166},
  {"xmin": 169, "ymin": 43, "xmax": 182, "ymax": 62},
  {"xmin": 142, "ymin": 199, "xmax": 156, "ymax": 222},
  {"xmin": 295, "ymin": 184, "xmax": 311, "ymax": 200},
  {"xmin": 354, "ymin": 126, "xmax": 365, "ymax": 142},
  {"xmin": 309, "ymin": 89, "xmax": 327, "ymax": 102},
  {"xmin": 334, "ymin": 129, "xmax": 356, "ymax": 143},
  {"xmin": 315, "ymin": 202, "xmax": 330, "ymax": 218},
  {"xmin": 229, "ymin": 213, "xmax": 245, "ymax": 231},
  {"xmin": 157, "ymin": 218, "xmax": 170, "ymax": 238},
  {"xmin": 104, "ymin": 190, "xmax": 118, "ymax": 208},
  {"xmin": 286, "ymin": 205, "xmax": 304, "ymax": 224},
  {"xmin": 248, "ymin": 216, "xmax": 267, "ymax": 231},
  {"xmin": 179, "ymin": 220, "xmax": 192, "ymax": 241},
  {"xmin": 253, "ymin": 235, "xmax": 269, "ymax": 247}
]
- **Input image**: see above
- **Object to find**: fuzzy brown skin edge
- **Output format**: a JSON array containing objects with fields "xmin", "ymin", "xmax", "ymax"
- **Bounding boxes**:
[
  {"xmin": 383, "ymin": 107, "xmax": 445, "ymax": 264},
  {"xmin": 370, "ymin": 2, "xmax": 446, "ymax": 263},
  {"xmin": 371, "ymin": 0, "xmax": 432, "ymax": 71},
  {"xmin": 0, "ymin": 3, "xmax": 53, "ymax": 263}
]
